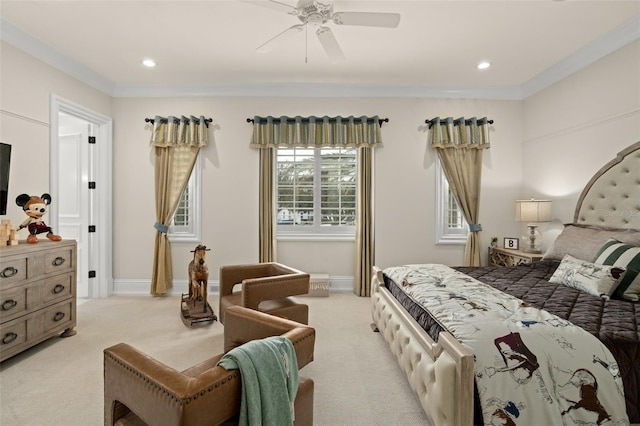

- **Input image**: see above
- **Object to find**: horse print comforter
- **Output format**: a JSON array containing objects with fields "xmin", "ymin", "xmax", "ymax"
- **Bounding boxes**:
[{"xmin": 383, "ymin": 264, "xmax": 629, "ymax": 426}]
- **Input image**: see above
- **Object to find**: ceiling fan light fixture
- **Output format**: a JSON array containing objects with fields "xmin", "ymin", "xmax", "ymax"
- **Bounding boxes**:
[
  {"xmin": 249, "ymin": 0, "xmax": 401, "ymax": 61},
  {"xmin": 477, "ymin": 61, "xmax": 491, "ymax": 70}
]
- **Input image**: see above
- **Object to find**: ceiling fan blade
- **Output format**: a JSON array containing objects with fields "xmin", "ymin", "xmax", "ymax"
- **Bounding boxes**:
[
  {"xmin": 316, "ymin": 26, "xmax": 345, "ymax": 62},
  {"xmin": 332, "ymin": 12, "xmax": 401, "ymax": 28},
  {"xmin": 240, "ymin": 0, "xmax": 297, "ymax": 14},
  {"xmin": 257, "ymin": 24, "xmax": 304, "ymax": 53}
]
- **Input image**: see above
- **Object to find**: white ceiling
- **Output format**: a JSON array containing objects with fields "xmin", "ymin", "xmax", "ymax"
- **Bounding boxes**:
[{"xmin": 1, "ymin": 0, "xmax": 639, "ymax": 99}]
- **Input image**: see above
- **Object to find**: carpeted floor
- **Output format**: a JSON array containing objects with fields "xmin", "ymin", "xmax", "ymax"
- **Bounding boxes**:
[{"xmin": 0, "ymin": 293, "xmax": 429, "ymax": 426}]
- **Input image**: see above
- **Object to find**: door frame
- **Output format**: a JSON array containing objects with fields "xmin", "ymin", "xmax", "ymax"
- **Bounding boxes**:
[{"xmin": 49, "ymin": 94, "xmax": 113, "ymax": 298}]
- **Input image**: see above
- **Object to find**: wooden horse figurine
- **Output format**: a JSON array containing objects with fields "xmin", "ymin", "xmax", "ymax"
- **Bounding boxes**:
[{"xmin": 188, "ymin": 244, "xmax": 210, "ymax": 313}]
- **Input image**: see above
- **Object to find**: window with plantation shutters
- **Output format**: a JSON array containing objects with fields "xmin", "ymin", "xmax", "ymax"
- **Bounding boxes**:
[
  {"xmin": 168, "ymin": 154, "xmax": 201, "ymax": 242},
  {"xmin": 277, "ymin": 147, "xmax": 356, "ymax": 239},
  {"xmin": 435, "ymin": 157, "xmax": 467, "ymax": 244},
  {"xmin": 447, "ymin": 190, "xmax": 465, "ymax": 230}
]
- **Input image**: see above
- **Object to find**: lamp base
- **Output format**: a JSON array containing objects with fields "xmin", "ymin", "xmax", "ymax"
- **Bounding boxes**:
[{"xmin": 522, "ymin": 224, "xmax": 542, "ymax": 254}]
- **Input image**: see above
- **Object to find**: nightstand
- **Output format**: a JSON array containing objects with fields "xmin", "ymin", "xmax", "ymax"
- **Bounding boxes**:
[{"xmin": 488, "ymin": 247, "xmax": 543, "ymax": 267}]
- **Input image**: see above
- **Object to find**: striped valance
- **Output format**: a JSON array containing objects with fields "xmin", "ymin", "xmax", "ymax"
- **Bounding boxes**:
[
  {"xmin": 150, "ymin": 115, "xmax": 209, "ymax": 148},
  {"xmin": 250, "ymin": 115, "xmax": 383, "ymax": 148},
  {"xmin": 429, "ymin": 116, "xmax": 491, "ymax": 149}
]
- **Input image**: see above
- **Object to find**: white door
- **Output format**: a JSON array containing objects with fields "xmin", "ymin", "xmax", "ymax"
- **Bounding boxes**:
[
  {"xmin": 51, "ymin": 95, "xmax": 113, "ymax": 298},
  {"xmin": 57, "ymin": 115, "xmax": 91, "ymax": 297}
]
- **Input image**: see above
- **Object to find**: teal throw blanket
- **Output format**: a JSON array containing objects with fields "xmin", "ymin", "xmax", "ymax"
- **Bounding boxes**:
[{"xmin": 217, "ymin": 336, "xmax": 298, "ymax": 426}]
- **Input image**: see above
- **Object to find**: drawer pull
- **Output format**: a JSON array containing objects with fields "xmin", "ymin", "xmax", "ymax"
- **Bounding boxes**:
[
  {"xmin": 53, "ymin": 312, "xmax": 66, "ymax": 322},
  {"xmin": 2, "ymin": 332, "xmax": 18, "ymax": 345},
  {"xmin": 1, "ymin": 299, "xmax": 18, "ymax": 311},
  {"xmin": 53, "ymin": 284, "xmax": 65, "ymax": 294},
  {"xmin": 52, "ymin": 257, "xmax": 66, "ymax": 267},
  {"xmin": 1, "ymin": 266, "xmax": 18, "ymax": 278}
]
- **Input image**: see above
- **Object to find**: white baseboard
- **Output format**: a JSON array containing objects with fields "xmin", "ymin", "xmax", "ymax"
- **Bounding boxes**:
[{"xmin": 112, "ymin": 276, "xmax": 355, "ymax": 297}]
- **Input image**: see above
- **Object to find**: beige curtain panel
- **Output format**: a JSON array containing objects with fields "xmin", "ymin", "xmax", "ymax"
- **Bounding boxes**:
[
  {"xmin": 355, "ymin": 147, "xmax": 375, "ymax": 296},
  {"xmin": 258, "ymin": 148, "xmax": 277, "ymax": 263},
  {"xmin": 250, "ymin": 115, "xmax": 382, "ymax": 296},
  {"xmin": 250, "ymin": 115, "xmax": 383, "ymax": 148},
  {"xmin": 150, "ymin": 115, "xmax": 208, "ymax": 296},
  {"xmin": 430, "ymin": 117, "xmax": 491, "ymax": 267}
]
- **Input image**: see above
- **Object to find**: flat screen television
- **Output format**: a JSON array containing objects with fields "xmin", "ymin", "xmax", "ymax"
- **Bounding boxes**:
[{"xmin": 0, "ymin": 143, "xmax": 11, "ymax": 216}]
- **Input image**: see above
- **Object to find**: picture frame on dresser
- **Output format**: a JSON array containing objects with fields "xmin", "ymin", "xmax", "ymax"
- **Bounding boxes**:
[{"xmin": 503, "ymin": 237, "xmax": 519, "ymax": 250}]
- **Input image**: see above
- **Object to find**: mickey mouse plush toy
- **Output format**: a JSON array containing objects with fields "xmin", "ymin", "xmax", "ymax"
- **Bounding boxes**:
[{"xmin": 16, "ymin": 193, "xmax": 62, "ymax": 244}]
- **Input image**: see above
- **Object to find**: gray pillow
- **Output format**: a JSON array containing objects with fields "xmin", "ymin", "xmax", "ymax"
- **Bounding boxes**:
[{"xmin": 542, "ymin": 224, "xmax": 640, "ymax": 261}]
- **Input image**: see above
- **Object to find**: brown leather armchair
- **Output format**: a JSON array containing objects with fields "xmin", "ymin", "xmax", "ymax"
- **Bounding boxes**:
[
  {"xmin": 219, "ymin": 263, "xmax": 310, "ymax": 325},
  {"xmin": 104, "ymin": 306, "xmax": 315, "ymax": 426}
]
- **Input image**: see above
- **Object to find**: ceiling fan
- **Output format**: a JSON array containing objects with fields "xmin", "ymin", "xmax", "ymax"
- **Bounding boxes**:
[{"xmin": 245, "ymin": 0, "xmax": 401, "ymax": 62}]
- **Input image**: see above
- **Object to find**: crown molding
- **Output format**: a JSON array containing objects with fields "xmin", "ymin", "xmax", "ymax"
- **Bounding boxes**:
[
  {"xmin": 0, "ymin": 18, "xmax": 115, "ymax": 95},
  {"xmin": 110, "ymin": 82, "xmax": 524, "ymax": 100},
  {"xmin": 2, "ymin": 15, "xmax": 638, "ymax": 100},
  {"xmin": 521, "ymin": 15, "xmax": 640, "ymax": 98}
]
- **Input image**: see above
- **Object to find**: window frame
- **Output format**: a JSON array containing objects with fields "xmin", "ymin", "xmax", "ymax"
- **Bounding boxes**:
[
  {"xmin": 435, "ymin": 157, "xmax": 468, "ymax": 245},
  {"xmin": 276, "ymin": 146, "xmax": 356, "ymax": 242},
  {"xmin": 167, "ymin": 154, "xmax": 201, "ymax": 243}
]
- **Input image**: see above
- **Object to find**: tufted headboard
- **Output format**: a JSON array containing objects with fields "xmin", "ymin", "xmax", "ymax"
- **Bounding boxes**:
[{"xmin": 574, "ymin": 141, "xmax": 640, "ymax": 230}]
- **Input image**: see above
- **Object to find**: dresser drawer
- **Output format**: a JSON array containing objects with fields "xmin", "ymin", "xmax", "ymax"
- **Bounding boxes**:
[
  {"xmin": 0, "ymin": 257, "xmax": 27, "ymax": 286},
  {"xmin": 44, "ymin": 247, "xmax": 74, "ymax": 275},
  {"xmin": 42, "ymin": 300, "xmax": 74, "ymax": 333},
  {"xmin": 0, "ymin": 286, "xmax": 27, "ymax": 322},
  {"xmin": 41, "ymin": 273, "xmax": 75, "ymax": 305},
  {"xmin": 0, "ymin": 318, "xmax": 27, "ymax": 353}
]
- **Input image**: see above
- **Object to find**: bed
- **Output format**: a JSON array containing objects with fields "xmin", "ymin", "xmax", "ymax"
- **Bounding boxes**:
[{"xmin": 371, "ymin": 141, "xmax": 640, "ymax": 426}]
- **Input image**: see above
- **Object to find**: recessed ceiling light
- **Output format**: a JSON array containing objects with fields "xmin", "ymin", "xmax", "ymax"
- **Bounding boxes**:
[
  {"xmin": 477, "ymin": 61, "xmax": 491, "ymax": 70},
  {"xmin": 142, "ymin": 59, "xmax": 156, "ymax": 68}
]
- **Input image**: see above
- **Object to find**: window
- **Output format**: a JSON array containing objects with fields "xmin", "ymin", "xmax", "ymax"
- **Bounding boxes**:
[
  {"xmin": 168, "ymin": 155, "xmax": 201, "ymax": 242},
  {"xmin": 435, "ymin": 158, "xmax": 467, "ymax": 244},
  {"xmin": 277, "ymin": 147, "xmax": 356, "ymax": 240}
]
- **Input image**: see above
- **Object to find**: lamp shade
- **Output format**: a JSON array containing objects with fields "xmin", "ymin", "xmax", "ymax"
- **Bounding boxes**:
[{"xmin": 515, "ymin": 199, "xmax": 551, "ymax": 223}]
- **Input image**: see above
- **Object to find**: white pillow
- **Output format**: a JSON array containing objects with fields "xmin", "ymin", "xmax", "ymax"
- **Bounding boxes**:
[{"xmin": 549, "ymin": 254, "xmax": 625, "ymax": 299}]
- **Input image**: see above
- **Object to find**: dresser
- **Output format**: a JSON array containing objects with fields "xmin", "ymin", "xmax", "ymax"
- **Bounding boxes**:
[
  {"xmin": 488, "ymin": 246, "xmax": 543, "ymax": 267},
  {"xmin": 0, "ymin": 240, "xmax": 77, "ymax": 362}
]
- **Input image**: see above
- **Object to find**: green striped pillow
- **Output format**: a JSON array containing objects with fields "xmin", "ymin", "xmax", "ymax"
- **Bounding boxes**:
[{"xmin": 592, "ymin": 239, "xmax": 640, "ymax": 301}]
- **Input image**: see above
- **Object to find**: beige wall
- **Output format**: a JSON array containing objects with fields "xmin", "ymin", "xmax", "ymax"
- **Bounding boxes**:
[
  {"xmin": 0, "ymin": 41, "xmax": 112, "ymax": 223},
  {"xmin": 111, "ymin": 96, "xmax": 523, "ymax": 282},
  {"xmin": 522, "ymin": 40, "xmax": 640, "ymax": 247},
  {"xmin": 2, "ymin": 38, "xmax": 639, "ymax": 291}
]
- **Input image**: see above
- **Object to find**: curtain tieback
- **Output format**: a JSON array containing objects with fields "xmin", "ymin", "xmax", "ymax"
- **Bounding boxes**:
[
  {"xmin": 468, "ymin": 224, "xmax": 482, "ymax": 232},
  {"xmin": 154, "ymin": 222, "xmax": 169, "ymax": 233}
]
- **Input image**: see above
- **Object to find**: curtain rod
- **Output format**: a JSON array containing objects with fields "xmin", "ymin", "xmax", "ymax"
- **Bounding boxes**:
[
  {"xmin": 425, "ymin": 117, "xmax": 493, "ymax": 129},
  {"xmin": 247, "ymin": 117, "xmax": 389, "ymax": 127},
  {"xmin": 144, "ymin": 117, "xmax": 213, "ymax": 128}
]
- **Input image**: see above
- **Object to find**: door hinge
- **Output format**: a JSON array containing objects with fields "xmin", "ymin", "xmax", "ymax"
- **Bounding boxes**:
[
  {"xmin": 88, "ymin": 225, "xmax": 96, "ymax": 233},
  {"xmin": 88, "ymin": 136, "xmax": 96, "ymax": 144},
  {"xmin": 88, "ymin": 270, "xmax": 96, "ymax": 278},
  {"xmin": 88, "ymin": 181, "xmax": 96, "ymax": 189}
]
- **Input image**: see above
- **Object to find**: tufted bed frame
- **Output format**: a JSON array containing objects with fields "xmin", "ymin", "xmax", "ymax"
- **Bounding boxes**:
[{"xmin": 371, "ymin": 141, "xmax": 640, "ymax": 426}]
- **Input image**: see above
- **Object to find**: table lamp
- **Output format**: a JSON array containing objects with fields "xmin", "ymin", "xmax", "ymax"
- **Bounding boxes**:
[{"xmin": 515, "ymin": 199, "xmax": 551, "ymax": 253}]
